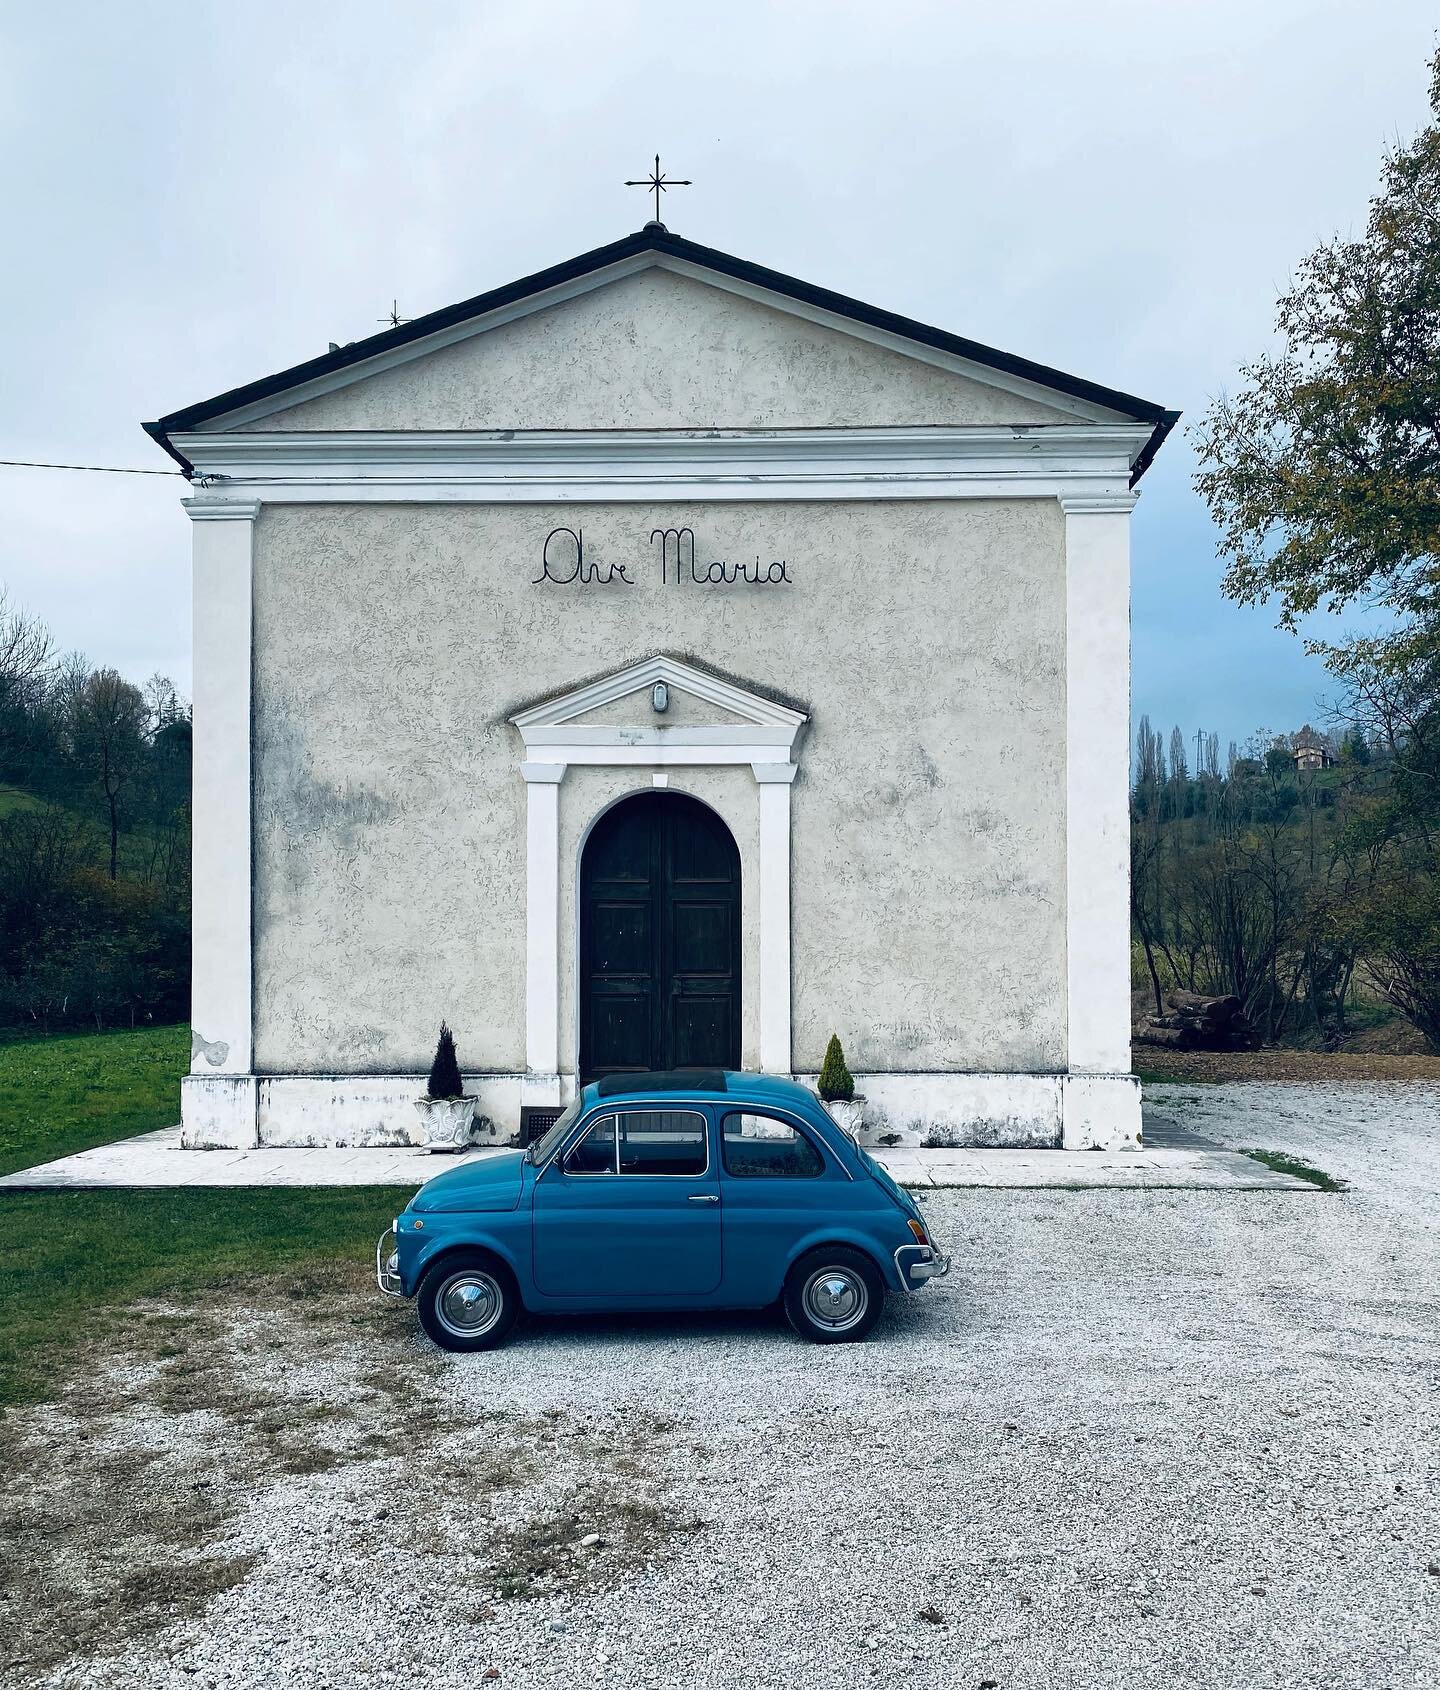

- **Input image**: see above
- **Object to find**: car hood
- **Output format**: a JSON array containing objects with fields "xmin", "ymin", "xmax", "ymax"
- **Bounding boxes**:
[{"xmin": 409, "ymin": 1149, "xmax": 527, "ymax": 1214}]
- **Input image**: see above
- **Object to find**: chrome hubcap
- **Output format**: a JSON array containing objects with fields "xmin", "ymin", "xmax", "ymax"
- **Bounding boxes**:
[
  {"xmin": 803, "ymin": 1266, "xmax": 867, "ymax": 1332},
  {"xmin": 436, "ymin": 1271, "xmax": 503, "ymax": 1339}
]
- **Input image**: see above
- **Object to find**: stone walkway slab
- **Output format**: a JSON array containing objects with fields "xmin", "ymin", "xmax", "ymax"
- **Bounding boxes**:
[{"xmin": 0, "ymin": 1127, "xmax": 1318, "ymax": 1192}]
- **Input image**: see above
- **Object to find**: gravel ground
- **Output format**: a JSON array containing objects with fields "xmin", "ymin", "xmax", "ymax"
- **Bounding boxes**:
[{"xmin": 5, "ymin": 1083, "xmax": 1438, "ymax": 1690}]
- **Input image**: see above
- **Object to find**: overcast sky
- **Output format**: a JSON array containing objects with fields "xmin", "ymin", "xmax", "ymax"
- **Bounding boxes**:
[{"xmin": 1, "ymin": 1, "xmax": 1435, "ymax": 754}]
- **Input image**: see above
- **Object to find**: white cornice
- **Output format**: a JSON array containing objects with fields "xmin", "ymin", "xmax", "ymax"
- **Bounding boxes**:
[{"xmin": 171, "ymin": 425, "xmax": 1148, "ymax": 506}]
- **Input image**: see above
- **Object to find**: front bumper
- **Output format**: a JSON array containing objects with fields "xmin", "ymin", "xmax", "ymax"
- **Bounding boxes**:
[
  {"xmin": 376, "ymin": 1228, "xmax": 404, "ymax": 1298},
  {"xmin": 894, "ymin": 1243, "xmax": 951, "ymax": 1290}
]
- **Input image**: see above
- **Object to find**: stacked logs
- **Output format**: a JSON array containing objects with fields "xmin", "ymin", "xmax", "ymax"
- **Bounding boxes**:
[{"xmin": 1135, "ymin": 991, "xmax": 1254, "ymax": 1051}]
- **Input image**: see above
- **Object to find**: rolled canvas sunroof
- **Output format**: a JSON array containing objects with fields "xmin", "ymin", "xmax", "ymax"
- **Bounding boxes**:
[{"xmin": 595, "ymin": 1069, "xmax": 728, "ymax": 1097}]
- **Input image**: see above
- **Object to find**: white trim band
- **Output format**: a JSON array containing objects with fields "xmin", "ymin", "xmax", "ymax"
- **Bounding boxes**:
[{"xmin": 170, "ymin": 425, "xmax": 1151, "ymax": 506}]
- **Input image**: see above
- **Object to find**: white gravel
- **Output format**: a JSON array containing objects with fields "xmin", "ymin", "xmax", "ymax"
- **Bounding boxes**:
[{"xmin": 13, "ymin": 1082, "xmax": 1440, "ymax": 1690}]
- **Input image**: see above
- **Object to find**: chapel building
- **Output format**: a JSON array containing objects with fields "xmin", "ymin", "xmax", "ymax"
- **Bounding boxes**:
[{"xmin": 146, "ymin": 222, "xmax": 1175, "ymax": 1151}]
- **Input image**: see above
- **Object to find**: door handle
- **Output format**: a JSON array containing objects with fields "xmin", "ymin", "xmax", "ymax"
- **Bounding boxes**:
[{"xmin": 687, "ymin": 1193, "xmax": 719, "ymax": 1204}]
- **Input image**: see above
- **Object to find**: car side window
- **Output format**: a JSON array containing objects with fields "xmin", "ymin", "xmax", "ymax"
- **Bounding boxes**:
[
  {"xmin": 722, "ymin": 1112, "xmax": 825, "ymax": 1178},
  {"xmin": 616, "ymin": 1110, "xmax": 707, "ymax": 1177},
  {"xmin": 564, "ymin": 1116, "xmax": 617, "ymax": 1175}
]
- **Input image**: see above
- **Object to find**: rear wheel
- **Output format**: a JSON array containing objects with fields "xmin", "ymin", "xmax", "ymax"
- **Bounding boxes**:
[
  {"xmin": 783, "ymin": 1247, "xmax": 884, "ymax": 1344},
  {"xmin": 416, "ymin": 1251, "xmax": 519, "ymax": 1352}
]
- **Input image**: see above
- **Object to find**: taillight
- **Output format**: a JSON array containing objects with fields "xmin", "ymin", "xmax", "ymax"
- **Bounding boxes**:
[{"xmin": 906, "ymin": 1217, "xmax": 929, "ymax": 1245}]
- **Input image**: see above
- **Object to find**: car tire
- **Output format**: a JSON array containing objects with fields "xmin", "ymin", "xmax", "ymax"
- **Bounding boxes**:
[
  {"xmin": 783, "ymin": 1246, "xmax": 885, "ymax": 1344},
  {"xmin": 416, "ymin": 1251, "xmax": 520, "ymax": 1353}
]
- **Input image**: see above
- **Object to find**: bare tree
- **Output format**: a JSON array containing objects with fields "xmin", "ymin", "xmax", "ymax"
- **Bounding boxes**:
[
  {"xmin": 1169, "ymin": 725, "xmax": 1189, "ymax": 785},
  {"xmin": 0, "ymin": 588, "xmax": 56, "ymax": 769},
  {"xmin": 63, "ymin": 667, "xmax": 149, "ymax": 880}
]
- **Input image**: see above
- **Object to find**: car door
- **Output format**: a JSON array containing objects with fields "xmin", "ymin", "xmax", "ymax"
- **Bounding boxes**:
[
  {"xmin": 531, "ymin": 1106, "xmax": 722, "ymax": 1298},
  {"xmin": 716, "ymin": 1106, "xmax": 848, "ymax": 1303}
]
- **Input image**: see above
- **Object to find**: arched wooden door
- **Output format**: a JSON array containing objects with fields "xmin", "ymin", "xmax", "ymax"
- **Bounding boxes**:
[{"xmin": 579, "ymin": 792, "xmax": 741, "ymax": 1081}]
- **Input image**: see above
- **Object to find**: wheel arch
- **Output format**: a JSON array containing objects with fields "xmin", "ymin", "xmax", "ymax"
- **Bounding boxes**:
[
  {"xmin": 777, "ymin": 1230, "xmax": 898, "ymax": 1299},
  {"xmin": 407, "ymin": 1236, "xmax": 527, "ymax": 1304}
]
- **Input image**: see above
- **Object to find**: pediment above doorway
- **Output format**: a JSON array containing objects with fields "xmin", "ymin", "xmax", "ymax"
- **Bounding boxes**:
[{"xmin": 509, "ymin": 654, "xmax": 809, "ymax": 761}]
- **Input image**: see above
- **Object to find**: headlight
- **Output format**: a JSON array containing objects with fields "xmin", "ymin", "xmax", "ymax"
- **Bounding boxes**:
[{"xmin": 385, "ymin": 1250, "xmax": 400, "ymax": 1275}]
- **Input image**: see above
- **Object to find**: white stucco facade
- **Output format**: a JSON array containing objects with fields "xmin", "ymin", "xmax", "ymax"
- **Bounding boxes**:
[{"xmin": 156, "ymin": 227, "xmax": 1173, "ymax": 1152}]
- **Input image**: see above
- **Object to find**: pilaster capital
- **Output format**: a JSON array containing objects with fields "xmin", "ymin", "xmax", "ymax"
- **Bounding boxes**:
[
  {"xmin": 1058, "ymin": 492, "xmax": 1138, "ymax": 516},
  {"xmin": 183, "ymin": 498, "xmax": 262, "ymax": 523},
  {"xmin": 520, "ymin": 761, "xmax": 567, "ymax": 785},
  {"xmin": 751, "ymin": 762, "xmax": 799, "ymax": 785}
]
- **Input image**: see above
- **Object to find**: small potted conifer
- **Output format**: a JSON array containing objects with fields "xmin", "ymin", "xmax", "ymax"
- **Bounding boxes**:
[
  {"xmin": 817, "ymin": 1033, "xmax": 864, "ymax": 1140},
  {"xmin": 414, "ymin": 1022, "xmax": 478, "ymax": 1152}
]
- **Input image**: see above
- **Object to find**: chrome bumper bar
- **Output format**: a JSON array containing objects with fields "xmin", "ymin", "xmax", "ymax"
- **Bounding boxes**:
[
  {"xmin": 376, "ymin": 1228, "xmax": 404, "ymax": 1298},
  {"xmin": 895, "ymin": 1243, "xmax": 951, "ymax": 1289}
]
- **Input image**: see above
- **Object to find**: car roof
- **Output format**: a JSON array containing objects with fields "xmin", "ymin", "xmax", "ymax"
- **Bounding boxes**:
[{"xmin": 583, "ymin": 1070, "xmax": 821, "ymax": 1111}]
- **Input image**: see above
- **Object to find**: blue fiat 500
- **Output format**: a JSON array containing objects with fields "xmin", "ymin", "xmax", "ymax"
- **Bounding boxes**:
[{"xmin": 377, "ymin": 1070, "xmax": 948, "ymax": 1350}]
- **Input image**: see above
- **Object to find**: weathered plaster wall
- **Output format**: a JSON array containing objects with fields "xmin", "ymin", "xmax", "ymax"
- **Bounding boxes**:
[
  {"xmin": 245, "ymin": 269, "xmax": 1078, "ymax": 433},
  {"xmin": 251, "ymin": 498, "xmax": 1067, "ymax": 1076}
]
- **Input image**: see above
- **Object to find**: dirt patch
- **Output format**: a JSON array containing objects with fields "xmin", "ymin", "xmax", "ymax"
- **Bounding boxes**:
[
  {"xmin": 1135, "ymin": 1047, "xmax": 1440, "ymax": 1082},
  {"xmin": 0, "ymin": 1264, "xmax": 695, "ymax": 1683}
]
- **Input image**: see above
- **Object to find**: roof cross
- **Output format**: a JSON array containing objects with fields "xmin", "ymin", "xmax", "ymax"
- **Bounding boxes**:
[{"xmin": 625, "ymin": 154, "xmax": 691, "ymax": 226}]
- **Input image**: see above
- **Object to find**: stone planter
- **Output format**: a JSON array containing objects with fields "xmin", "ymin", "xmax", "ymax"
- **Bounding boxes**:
[
  {"xmin": 414, "ymin": 1094, "xmax": 478, "ymax": 1152},
  {"xmin": 823, "ymin": 1097, "xmax": 865, "ymax": 1142}
]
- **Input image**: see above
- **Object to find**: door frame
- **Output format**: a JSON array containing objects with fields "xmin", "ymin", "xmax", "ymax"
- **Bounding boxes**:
[
  {"xmin": 512, "ymin": 654, "xmax": 808, "ymax": 1098},
  {"xmin": 576, "ymin": 789, "xmax": 742, "ymax": 1081}
]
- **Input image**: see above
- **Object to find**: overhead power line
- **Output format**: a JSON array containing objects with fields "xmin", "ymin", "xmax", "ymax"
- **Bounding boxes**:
[{"xmin": 0, "ymin": 458, "xmax": 181, "ymax": 476}]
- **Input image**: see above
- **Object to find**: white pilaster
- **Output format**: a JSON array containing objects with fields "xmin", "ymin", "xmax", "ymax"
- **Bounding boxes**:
[
  {"xmin": 181, "ymin": 499, "xmax": 260, "ymax": 1147},
  {"xmin": 753, "ymin": 763, "xmax": 797, "ymax": 1074},
  {"xmin": 522, "ymin": 761, "xmax": 565, "ymax": 1100},
  {"xmin": 186, "ymin": 501, "xmax": 258, "ymax": 1071},
  {"xmin": 1061, "ymin": 494, "xmax": 1141, "ymax": 1149}
]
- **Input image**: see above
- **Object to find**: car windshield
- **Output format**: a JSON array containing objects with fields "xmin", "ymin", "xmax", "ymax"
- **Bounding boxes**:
[{"xmin": 526, "ymin": 1099, "xmax": 582, "ymax": 1165}]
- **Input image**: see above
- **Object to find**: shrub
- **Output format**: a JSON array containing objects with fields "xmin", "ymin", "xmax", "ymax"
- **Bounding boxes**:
[
  {"xmin": 426, "ymin": 1022, "xmax": 465, "ymax": 1100},
  {"xmin": 817, "ymin": 1033, "xmax": 854, "ymax": 1102}
]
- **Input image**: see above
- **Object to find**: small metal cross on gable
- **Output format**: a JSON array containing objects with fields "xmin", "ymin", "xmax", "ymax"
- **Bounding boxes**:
[
  {"xmin": 625, "ymin": 154, "xmax": 691, "ymax": 225},
  {"xmin": 378, "ymin": 300, "xmax": 409, "ymax": 328}
]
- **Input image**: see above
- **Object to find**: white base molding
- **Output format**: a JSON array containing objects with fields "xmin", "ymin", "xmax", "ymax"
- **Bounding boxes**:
[
  {"xmin": 1060, "ymin": 1073, "xmax": 1143, "ymax": 1152},
  {"xmin": 183, "ymin": 1069, "xmax": 1142, "ymax": 1151},
  {"xmin": 180, "ymin": 1076, "xmax": 260, "ymax": 1149}
]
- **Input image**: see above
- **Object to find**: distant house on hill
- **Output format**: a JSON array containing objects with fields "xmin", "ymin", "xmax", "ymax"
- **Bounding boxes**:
[{"xmin": 1290, "ymin": 724, "xmax": 1336, "ymax": 771}]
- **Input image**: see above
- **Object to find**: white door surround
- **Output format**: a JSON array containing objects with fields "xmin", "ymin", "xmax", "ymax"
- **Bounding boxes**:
[{"xmin": 512, "ymin": 655, "xmax": 808, "ymax": 1100}]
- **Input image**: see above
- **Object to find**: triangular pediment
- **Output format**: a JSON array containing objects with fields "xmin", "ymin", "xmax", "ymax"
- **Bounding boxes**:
[
  {"xmin": 229, "ymin": 266, "xmax": 1084, "ymax": 434},
  {"xmin": 510, "ymin": 654, "xmax": 808, "ymax": 741},
  {"xmin": 146, "ymin": 227, "xmax": 1177, "ymax": 476}
]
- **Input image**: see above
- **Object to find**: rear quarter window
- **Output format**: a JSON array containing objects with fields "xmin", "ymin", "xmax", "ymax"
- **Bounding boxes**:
[{"xmin": 722, "ymin": 1111, "xmax": 825, "ymax": 1178}]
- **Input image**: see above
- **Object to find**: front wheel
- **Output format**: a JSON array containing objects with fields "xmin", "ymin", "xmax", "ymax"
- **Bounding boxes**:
[
  {"xmin": 416, "ymin": 1251, "xmax": 520, "ymax": 1352},
  {"xmin": 783, "ymin": 1247, "xmax": 884, "ymax": 1344}
]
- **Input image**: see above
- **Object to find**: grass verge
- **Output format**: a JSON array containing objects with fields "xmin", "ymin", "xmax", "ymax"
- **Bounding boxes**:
[
  {"xmin": 0, "ymin": 1025, "xmax": 190, "ymax": 1176},
  {"xmin": 1240, "ymin": 1147, "xmax": 1348, "ymax": 1191},
  {"xmin": 1133, "ymin": 1066, "xmax": 1220, "ymax": 1086},
  {"xmin": 0, "ymin": 1186, "xmax": 412, "ymax": 1408}
]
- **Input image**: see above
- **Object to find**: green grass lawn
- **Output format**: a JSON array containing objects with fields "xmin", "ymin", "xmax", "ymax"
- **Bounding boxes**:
[
  {"xmin": 0, "ymin": 1026, "xmax": 410, "ymax": 1407},
  {"xmin": 0, "ymin": 1024, "xmax": 191, "ymax": 1177},
  {"xmin": 0, "ymin": 1187, "xmax": 408, "ymax": 1406}
]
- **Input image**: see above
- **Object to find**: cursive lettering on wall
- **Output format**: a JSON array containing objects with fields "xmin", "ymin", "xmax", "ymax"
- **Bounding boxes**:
[
  {"xmin": 649, "ymin": 527, "xmax": 792, "ymax": 586},
  {"xmin": 532, "ymin": 527, "xmax": 634, "ymax": 586},
  {"xmin": 532, "ymin": 525, "xmax": 794, "ymax": 588}
]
